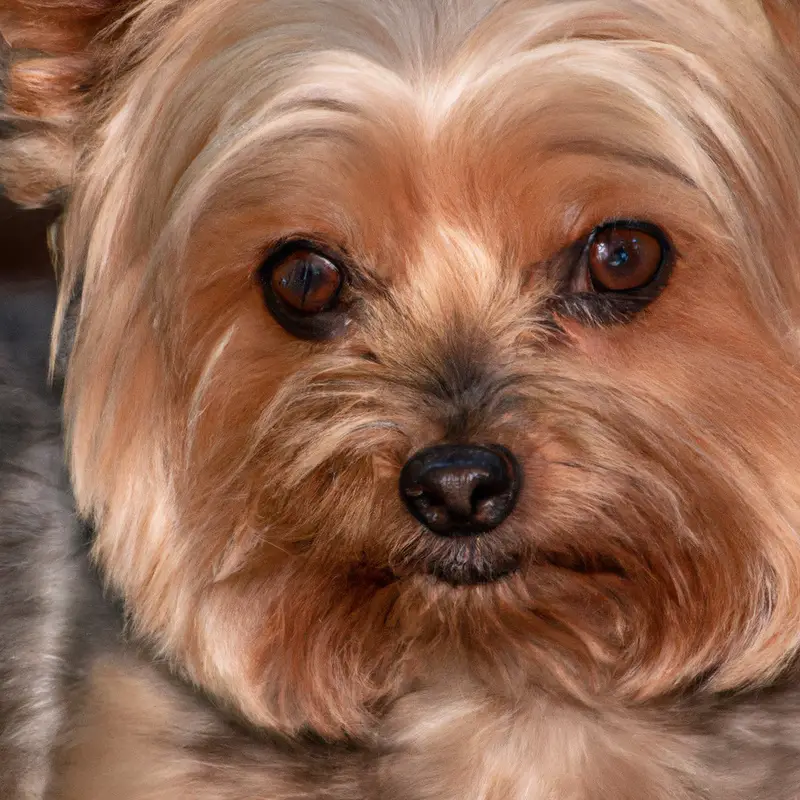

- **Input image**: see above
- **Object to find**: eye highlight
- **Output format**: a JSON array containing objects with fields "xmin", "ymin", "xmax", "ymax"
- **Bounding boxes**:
[{"xmin": 257, "ymin": 241, "xmax": 348, "ymax": 340}]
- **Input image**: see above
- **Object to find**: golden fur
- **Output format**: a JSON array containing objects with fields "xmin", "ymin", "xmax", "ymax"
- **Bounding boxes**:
[{"xmin": 5, "ymin": 0, "xmax": 800, "ymax": 796}]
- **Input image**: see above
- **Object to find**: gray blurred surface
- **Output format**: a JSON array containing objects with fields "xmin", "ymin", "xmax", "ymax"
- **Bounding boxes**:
[{"xmin": 0, "ymin": 195, "xmax": 59, "ymax": 382}]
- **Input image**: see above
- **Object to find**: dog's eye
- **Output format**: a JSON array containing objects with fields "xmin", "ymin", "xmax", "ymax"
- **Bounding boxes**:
[
  {"xmin": 258, "ymin": 243, "xmax": 347, "ymax": 340},
  {"xmin": 549, "ymin": 221, "xmax": 673, "ymax": 326},
  {"xmin": 271, "ymin": 250, "xmax": 342, "ymax": 312},
  {"xmin": 585, "ymin": 223, "xmax": 667, "ymax": 292}
]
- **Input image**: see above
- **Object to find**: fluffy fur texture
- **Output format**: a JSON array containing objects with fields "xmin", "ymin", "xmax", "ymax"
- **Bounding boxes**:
[
  {"xmin": 6, "ymin": 0, "xmax": 800, "ymax": 796},
  {"xmin": 0, "ymin": 285, "xmax": 89, "ymax": 797}
]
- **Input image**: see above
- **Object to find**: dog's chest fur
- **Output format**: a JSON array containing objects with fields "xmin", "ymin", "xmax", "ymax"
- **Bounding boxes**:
[
  {"xmin": 45, "ymin": 652, "xmax": 800, "ymax": 800},
  {"xmin": 51, "ymin": 657, "xmax": 685, "ymax": 799}
]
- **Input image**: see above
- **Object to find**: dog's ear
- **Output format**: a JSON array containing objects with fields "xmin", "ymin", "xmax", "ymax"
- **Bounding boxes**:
[{"xmin": 0, "ymin": 0, "xmax": 129, "ymax": 206}]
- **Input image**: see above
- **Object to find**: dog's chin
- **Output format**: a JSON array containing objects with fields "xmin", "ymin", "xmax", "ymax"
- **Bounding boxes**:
[
  {"xmin": 425, "ymin": 541, "xmax": 522, "ymax": 587},
  {"xmin": 421, "ymin": 540, "xmax": 628, "ymax": 587}
]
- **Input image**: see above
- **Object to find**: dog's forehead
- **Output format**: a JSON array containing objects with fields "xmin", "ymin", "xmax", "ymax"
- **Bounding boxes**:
[
  {"xmin": 211, "ymin": 59, "xmax": 708, "ymax": 282},
  {"xmin": 182, "ymin": 38, "xmax": 700, "ymax": 244},
  {"xmin": 90, "ymin": 0, "xmax": 775, "ymax": 294}
]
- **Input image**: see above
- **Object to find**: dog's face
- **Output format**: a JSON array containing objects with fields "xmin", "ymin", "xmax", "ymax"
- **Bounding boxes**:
[{"xmin": 6, "ymin": 0, "xmax": 800, "ymax": 736}]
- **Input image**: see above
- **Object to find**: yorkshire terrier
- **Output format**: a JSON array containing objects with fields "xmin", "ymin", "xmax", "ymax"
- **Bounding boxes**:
[{"xmin": 4, "ymin": 0, "xmax": 800, "ymax": 796}]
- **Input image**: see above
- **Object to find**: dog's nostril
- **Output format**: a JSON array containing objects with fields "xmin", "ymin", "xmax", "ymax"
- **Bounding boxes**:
[
  {"xmin": 399, "ymin": 444, "xmax": 520, "ymax": 536},
  {"xmin": 418, "ymin": 464, "xmax": 499, "ymax": 518}
]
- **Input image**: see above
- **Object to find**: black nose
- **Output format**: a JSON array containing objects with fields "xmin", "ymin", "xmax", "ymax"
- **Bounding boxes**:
[{"xmin": 399, "ymin": 444, "xmax": 520, "ymax": 536}]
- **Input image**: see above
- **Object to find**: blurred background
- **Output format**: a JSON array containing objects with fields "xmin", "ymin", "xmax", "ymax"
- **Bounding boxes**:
[
  {"xmin": 0, "ymin": 196, "xmax": 61, "ymax": 382},
  {"xmin": 0, "ymin": 195, "xmax": 57, "ymax": 285}
]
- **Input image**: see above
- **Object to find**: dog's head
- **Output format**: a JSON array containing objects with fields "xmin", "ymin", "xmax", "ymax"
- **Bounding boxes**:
[{"xmin": 5, "ymin": 0, "xmax": 800, "ymax": 736}]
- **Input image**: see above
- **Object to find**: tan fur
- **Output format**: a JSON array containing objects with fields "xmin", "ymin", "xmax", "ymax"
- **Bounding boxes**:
[
  {"xmin": 55, "ymin": 656, "xmax": 195, "ymax": 799},
  {"xmin": 5, "ymin": 0, "xmax": 800, "ymax": 796},
  {"xmin": 54, "ymin": 654, "xmax": 366, "ymax": 798},
  {"xmin": 51, "ymin": 656, "xmax": 713, "ymax": 800},
  {"xmin": 379, "ymin": 683, "xmax": 705, "ymax": 799}
]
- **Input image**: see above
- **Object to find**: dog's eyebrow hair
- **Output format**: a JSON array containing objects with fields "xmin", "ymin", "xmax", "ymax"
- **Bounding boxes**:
[
  {"xmin": 548, "ymin": 140, "xmax": 698, "ymax": 189},
  {"xmin": 272, "ymin": 97, "xmax": 363, "ymax": 116}
]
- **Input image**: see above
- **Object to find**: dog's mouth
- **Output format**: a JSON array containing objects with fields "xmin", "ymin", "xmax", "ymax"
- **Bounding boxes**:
[
  {"xmin": 426, "ymin": 545, "xmax": 521, "ymax": 586},
  {"xmin": 424, "ymin": 543, "xmax": 627, "ymax": 587},
  {"xmin": 348, "ymin": 538, "xmax": 629, "ymax": 589}
]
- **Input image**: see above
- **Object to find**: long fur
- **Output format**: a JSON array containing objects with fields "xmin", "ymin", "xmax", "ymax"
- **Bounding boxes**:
[
  {"xmin": 5, "ymin": 0, "xmax": 800, "ymax": 797},
  {"xmin": 0, "ymin": 284, "xmax": 83, "ymax": 797}
]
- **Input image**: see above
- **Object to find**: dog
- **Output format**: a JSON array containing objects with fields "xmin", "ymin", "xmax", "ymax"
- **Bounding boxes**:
[{"xmin": 4, "ymin": 0, "xmax": 800, "ymax": 796}]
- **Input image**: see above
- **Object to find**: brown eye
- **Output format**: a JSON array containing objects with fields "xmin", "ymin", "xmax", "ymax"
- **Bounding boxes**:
[
  {"xmin": 258, "ymin": 242, "xmax": 349, "ymax": 340},
  {"xmin": 587, "ymin": 223, "xmax": 667, "ymax": 292},
  {"xmin": 270, "ymin": 250, "xmax": 342, "ymax": 313}
]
